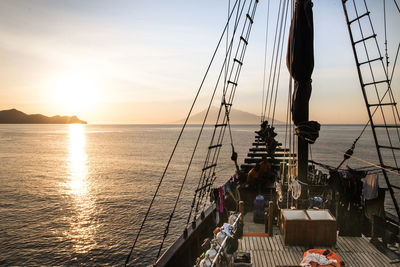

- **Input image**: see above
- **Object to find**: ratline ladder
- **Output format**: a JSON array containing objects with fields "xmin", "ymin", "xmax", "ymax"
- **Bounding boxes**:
[
  {"xmin": 342, "ymin": 0, "xmax": 400, "ymax": 220},
  {"xmin": 187, "ymin": 0, "xmax": 260, "ymax": 227}
]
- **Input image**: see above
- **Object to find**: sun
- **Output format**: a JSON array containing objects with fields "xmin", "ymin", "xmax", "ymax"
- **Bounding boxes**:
[{"xmin": 51, "ymin": 72, "xmax": 99, "ymax": 114}]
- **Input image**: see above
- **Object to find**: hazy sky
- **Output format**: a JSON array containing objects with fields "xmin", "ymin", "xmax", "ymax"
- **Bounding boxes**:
[{"xmin": 0, "ymin": 0, "xmax": 399, "ymax": 124}]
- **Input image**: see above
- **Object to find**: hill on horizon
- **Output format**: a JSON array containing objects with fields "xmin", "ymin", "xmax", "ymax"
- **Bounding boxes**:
[
  {"xmin": 173, "ymin": 106, "xmax": 283, "ymax": 124},
  {"xmin": 0, "ymin": 109, "xmax": 87, "ymax": 124}
]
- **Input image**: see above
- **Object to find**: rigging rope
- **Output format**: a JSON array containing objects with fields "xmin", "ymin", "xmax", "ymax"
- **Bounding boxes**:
[
  {"xmin": 284, "ymin": 0, "xmax": 295, "ymax": 209},
  {"xmin": 271, "ymin": 0, "xmax": 291, "ymax": 126},
  {"xmin": 187, "ymin": 0, "xmax": 252, "ymax": 226},
  {"xmin": 393, "ymin": 0, "xmax": 400, "ymax": 13},
  {"xmin": 124, "ymin": 1, "xmax": 242, "ymax": 265},
  {"xmin": 262, "ymin": 0, "xmax": 283, "ymax": 121},
  {"xmin": 158, "ymin": 0, "xmax": 255, "ymax": 258},
  {"xmin": 260, "ymin": 0, "xmax": 290, "ymax": 126},
  {"xmin": 283, "ymin": 76, "xmax": 292, "ymax": 178},
  {"xmin": 353, "ymin": 0, "xmax": 400, "ymax": 171},
  {"xmin": 198, "ymin": 0, "xmax": 258, "ymax": 216},
  {"xmin": 224, "ymin": 0, "xmax": 240, "ymax": 173},
  {"xmin": 389, "ymin": 42, "xmax": 400, "ymax": 144},
  {"xmin": 225, "ymin": 107, "xmax": 239, "ymax": 172},
  {"xmin": 390, "ymin": 43, "xmax": 399, "ymax": 88},
  {"xmin": 261, "ymin": 0, "xmax": 271, "ymax": 122},
  {"xmin": 157, "ymin": 0, "xmax": 245, "ymax": 254},
  {"xmin": 307, "ymin": 138, "xmax": 400, "ymax": 177},
  {"xmin": 196, "ymin": 0, "xmax": 258, "ymax": 216},
  {"xmin": 384, "ymin": 0, "xmax": 389, "ymax": 71},
  {"xmin": 191, "ymin": 0, "xmax": 248, "ymax": 218},
  {"xmin": 308, "ymin": 160, "xmax": 335, "ymax": 171},
  {"xmin": 364, "ymin": 0, "xmax": 400, "ymax": 163},
  {"xmin": 224, "ymin": 0, "xmax": 230, "ymax": 97},
  {"xmin": 339, "ymin": 42, "xmax": 400, "ymax": 169},
  {"xmin": 267, "ymin": 0, "xmax": 287, "ymax": 121},
  {"xmin": 284, "ymin": 76, "xmax": 293, "ymax": 209}
]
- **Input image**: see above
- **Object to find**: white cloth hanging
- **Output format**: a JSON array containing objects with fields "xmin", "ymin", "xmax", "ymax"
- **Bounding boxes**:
[
  {"xmin": 361, "ymin": 172, "xmax": 379, "ymax": 201},
  {"xmin": 291, "ymin": 179, "xmax": 301, "ymax": 200}
]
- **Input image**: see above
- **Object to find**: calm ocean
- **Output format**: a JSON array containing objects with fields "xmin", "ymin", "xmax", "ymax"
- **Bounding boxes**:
[{"xmin": 0, "ymin": 124, "xmax": 398, "ymax": 266}]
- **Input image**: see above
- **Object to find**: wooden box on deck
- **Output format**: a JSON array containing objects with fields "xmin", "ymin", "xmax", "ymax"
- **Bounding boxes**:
[
  {"xmin": 280, "ymin": 209, "xmax": 337, "ymax": 246},
  {"xmin": 305, "ymin": 209, "xmax": 337, "ymax": 246},
  {"xmin": 281, "ymin": 209, "xmax": 309, "ymax": 246}
]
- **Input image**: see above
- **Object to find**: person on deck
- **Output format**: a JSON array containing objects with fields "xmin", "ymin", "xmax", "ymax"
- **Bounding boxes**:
[
  {"xmin": 259, "ymin": 158, "xmax": 275, "ymax": 184},
  {"xmin": 247, "ymin": 158, "xmax": 275, "ymax": 190},
  {"xmin": 247, "ymin": 162, "xmax": 261, "ymax": 185}
]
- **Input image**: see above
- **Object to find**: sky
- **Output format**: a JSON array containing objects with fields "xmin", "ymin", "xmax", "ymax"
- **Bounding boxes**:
[{"xmin": 0, "ymin": 0, "xmax": 399, "ymax": 124}]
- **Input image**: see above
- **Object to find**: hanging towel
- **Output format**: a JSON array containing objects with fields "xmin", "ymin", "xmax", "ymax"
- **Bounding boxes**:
[
  {"xmin": 225, "ymin": 181, "xmax": 231, "ymax": 192},
  {"xmin": 361, "ymin": 173, "xmax": 379, "ymax": 201},
  {"xmin": 218, "ymin": 186, "xmax": 224, "ymax": 213}
]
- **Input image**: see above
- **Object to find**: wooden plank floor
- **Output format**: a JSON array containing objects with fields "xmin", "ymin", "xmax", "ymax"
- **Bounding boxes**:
[{"xmin": 238, "ymin": 235, "xmax": 399, "ymax": 267}]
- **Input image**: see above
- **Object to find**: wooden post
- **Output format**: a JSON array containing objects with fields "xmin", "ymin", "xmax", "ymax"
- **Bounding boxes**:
[
  {"xmin": 268, "ymin": 201, "xmax": 274, "ymax": 236},
  {"xmin": 296, "ymin": 108, "xmax": 309, "ymax": 209},
  {"xmin": 239, "ymin": 201, "xmax": 244, "ymax": 222},
  {"xmin": 297, "ymin": 137, "xmax": 308, "ymax": 183},
  {"xmin": 297, "ymin": 108, "xmax": 309, "ymax": 185},
  {"xmin": 264, "ymin": 211, "xmax": 269, "ymax": 233}
]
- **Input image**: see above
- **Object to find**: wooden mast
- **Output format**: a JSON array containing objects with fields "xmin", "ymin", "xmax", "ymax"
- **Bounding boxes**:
[
  {"xmin": 297, "ymin": 109, "xmax": 308, "ymax": 185},
  {"xmin": 286, "ymin": 0, "xmax": 314, "ymax": 188}
]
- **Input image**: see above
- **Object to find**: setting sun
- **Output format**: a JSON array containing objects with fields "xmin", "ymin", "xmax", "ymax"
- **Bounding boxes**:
[{"xmin": 50, "ymin": 72, "xmax": 99, "ymax": 114}]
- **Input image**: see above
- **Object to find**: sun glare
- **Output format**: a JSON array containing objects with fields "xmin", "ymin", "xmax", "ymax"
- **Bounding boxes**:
[
  {"xmin": 65, "ymin": 124, "xmax": 97, "ymax": 253},
  {"xmin": 67, "ymin": 124, "xmax": 88, "ymax": 196},
  {"xmin": 51, "ymin": 72, "xmax": 99, "ymax": 114}
]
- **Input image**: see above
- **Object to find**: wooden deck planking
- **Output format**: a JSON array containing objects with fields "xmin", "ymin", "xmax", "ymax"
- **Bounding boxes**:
[
  {"xmin": 254, "ymin": 249, "xmax": 261, "ymax": 266},
  {"xmin": 261, "ymin": 235, "xmax": 269, "ymax": 251},
  {"xmin": 262, "ymin": 249, "xmax": 273, "ymax": 267},
  {"xmin": 362, "ymin": 252, "xmax": 377, "ymax": 266},
  {"xmin": 251, "ymin": 250, "xmax": 258, "ymax": 266},
  {"xmin": 269, "ymin": 236, "xmax": 277, "ymax": 251},
  {"xmin": 239, "ymin": 238, "xmax": 244, "ymax": 250},
  {"xmin": 244, "ymin": 235, "xmax": 249, "ymax": 250},
  {"xmin": 255, "ymin": 236, "xmax": 262, "ymax": 250},
  {"xmin": 266, "ymin": 236, "xmax": 273, "ymax": 250},
  {"xmin": 288, "ymin": 249, "xmax": 298, "ymax": 265},
  {"xmin": 238, "ymin": 235, "xmax": 397, "ymax": 267},
  {"xmin": 361, "ymin": 252, "xmax": 379, "ymax": 266},
  {"xmin": 270, "ymin": 251, "xmax": 280, "ymax": 266},
  {"xmin": 260, "ymin": 250, "xmax": 267, "ymax": 266},
  {"xmin": 259, "ymin": 245, "xmax": 267, "ymax": 267}
]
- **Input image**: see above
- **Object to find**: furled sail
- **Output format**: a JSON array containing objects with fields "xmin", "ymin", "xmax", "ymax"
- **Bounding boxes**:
[{"xmin": 287, "ymin": 0, "xmax": 314, "ymax": 125}]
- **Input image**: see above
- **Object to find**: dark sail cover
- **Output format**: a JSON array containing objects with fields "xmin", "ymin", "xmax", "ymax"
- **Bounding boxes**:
[{"xmin": 287, "ymin": 0, "xmax": 314, "ymax": 125}]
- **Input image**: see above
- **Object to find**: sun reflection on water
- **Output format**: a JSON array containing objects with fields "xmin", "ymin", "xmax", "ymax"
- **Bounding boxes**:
[
  {"xmin": 65, "ymin": 124, "xmax": 97, "ymax": 253},
  {"xmin": 68, "ymin": 124, "xmax": 88, "ymax": 195}
]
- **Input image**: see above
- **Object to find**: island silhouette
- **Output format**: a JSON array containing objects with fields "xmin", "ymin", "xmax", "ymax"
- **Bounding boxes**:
[
  {"xmin": 0, "ymin": 109, "xmax": 87, "ymax": 124},
  {"xmin": 173, "ymin": 106, "xmax": 283, "ymax": 124}
]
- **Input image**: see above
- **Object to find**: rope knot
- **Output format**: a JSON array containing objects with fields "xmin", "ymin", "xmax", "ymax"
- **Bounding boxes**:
[{"xmin": 295, "ymin": 121, "xmax": 320, "ymax": 144}]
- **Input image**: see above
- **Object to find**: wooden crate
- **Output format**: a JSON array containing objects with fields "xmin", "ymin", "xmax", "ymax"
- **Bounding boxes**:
[
  {"xmin": 281, "ymin": 209, "xmax": 310, "ymax": 245},
  {"xmin": 281, "ymin": 209, "xmax": 337, "ymax": 246},
  {"xmin": 305, "ymin": 209, "xmax": 337, "ymax": 246}
]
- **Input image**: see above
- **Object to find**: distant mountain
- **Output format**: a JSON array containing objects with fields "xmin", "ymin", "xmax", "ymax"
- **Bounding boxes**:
[
  {"xmin": 0, "ymin": 109, "xmax": 87, "ymax": 124},
  {"xmin": 174, "ymin": 106, "xmax": 282, "ymax": 124}
]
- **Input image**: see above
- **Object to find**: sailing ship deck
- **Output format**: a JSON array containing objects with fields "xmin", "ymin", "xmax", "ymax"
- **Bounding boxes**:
[
  {"xmin": 238, "ymin": 235, "xmax": 399, "ymax": 267},
  {"xmin": 239, "ymin": 213, "xmax": 399, "ymax": 267}
]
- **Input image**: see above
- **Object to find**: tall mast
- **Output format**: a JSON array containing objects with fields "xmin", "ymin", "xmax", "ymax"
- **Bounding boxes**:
[{"xmin": 286, "ymin": 0, "xmax": 315, "ymax": 187}]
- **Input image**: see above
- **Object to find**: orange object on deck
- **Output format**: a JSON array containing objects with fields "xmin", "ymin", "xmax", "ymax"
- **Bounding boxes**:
[{"xmin": 301, "ymin": 249, "xmax": 344, "ymax": 267}]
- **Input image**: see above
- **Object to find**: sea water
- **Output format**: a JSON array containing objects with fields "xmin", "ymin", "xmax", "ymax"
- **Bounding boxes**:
[{"xmin": 0, "ymin": 124, "xmax": 398, "ymax": 266}]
